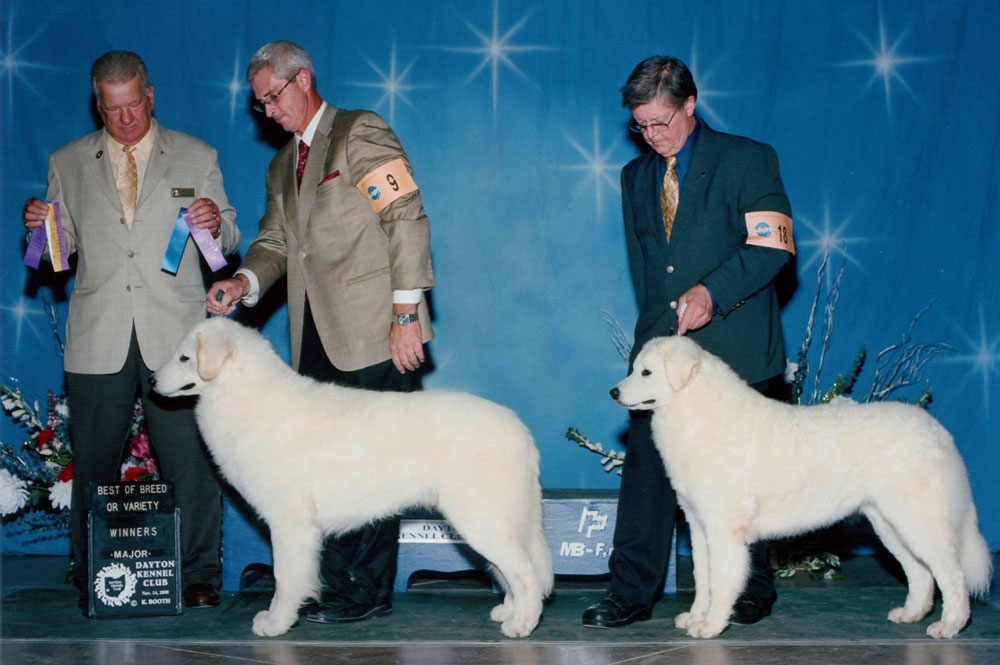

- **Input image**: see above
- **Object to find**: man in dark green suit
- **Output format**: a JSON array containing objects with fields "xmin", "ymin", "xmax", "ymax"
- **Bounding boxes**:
[{"xmin": 583, "ymin": 56, "xmax": 795, "ymax": 628}]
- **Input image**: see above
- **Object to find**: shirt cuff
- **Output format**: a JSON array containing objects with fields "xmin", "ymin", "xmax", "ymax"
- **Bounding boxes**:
[
  {"xmin": 392, "ymin": 288, "xmax": 424, "ymax": 305},
  {"xmin": 237, "ymin": 268, "xmax": 261, "ymax": 306}
]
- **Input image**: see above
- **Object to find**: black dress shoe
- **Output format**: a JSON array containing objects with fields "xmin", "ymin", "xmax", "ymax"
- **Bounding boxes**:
[
  {"xmin": 183, "ymin": 582, "xmax": 220, "ymax": 608},
  {"xmin": 582, "ymin": 594, "xmax": 652, "ymax": 628},
  {"xmin": 305, "ymin": 597, "xmax": 392, "ymax": 624},
  {"xmin": 730, "ymin": 590, "xmax": 776, "ymax": 625}
]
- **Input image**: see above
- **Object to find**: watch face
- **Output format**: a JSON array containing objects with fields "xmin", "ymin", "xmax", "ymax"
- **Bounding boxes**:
[{"xmin": 396, "ymin": 313, "xmax": 416, "ymax": 325}]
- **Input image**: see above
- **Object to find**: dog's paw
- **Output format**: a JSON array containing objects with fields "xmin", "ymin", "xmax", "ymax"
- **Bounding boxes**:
[
  {"xmin": 674, "ymin": 612, "xmax": 693, "ymax": 629},
  {"xmin": 500, "ymin": 617, "xmax": 538, "ymax": 638},
  {"xmin": 500, "ymin": 617, "xmax": 541, "ymax": 637},
  {"xmin": 252, "ymin": 609, "xmax": 293, "ymax": 637},
  {"xmin": 685, "ymin": 617, "xmax": 727, "ymax": 639},
  {"xmin": 888, "ymin": 605, "xmax": 929, "ymax": 624},
  {"xmin": 490, "ymin": 603, "xmax": 514, "ymax": 623},
  {"xmin": 926, "ymin": 620, "xmax": 960, "ymax": 639}
]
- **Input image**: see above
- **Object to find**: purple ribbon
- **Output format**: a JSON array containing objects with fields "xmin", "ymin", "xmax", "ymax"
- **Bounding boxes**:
[
  {"xmin": 24, "ymin": 202, "xmax": 70, "ymax": 271},
  {"xmin": 161, "ymin": 207, "xmax": 227, "ymax": 274}
]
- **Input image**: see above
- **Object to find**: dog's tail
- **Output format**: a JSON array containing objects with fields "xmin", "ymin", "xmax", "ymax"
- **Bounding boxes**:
[{"xmin": 959, "ymin": 509, "xmax": 994, "ymax": 598}]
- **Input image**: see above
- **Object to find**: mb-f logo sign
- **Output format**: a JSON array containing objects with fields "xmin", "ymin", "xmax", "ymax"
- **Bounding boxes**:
[
  {"xmin": 557, "ymin": 506, "xmax": 613, "ymax": 559},
  {"xmin": 578, "ymin": 507, "xmax": 608, "ymax": 538}
]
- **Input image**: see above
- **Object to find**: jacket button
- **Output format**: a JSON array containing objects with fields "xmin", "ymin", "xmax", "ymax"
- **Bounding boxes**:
[
  {"xmin": 127, "ymin": 251, "xmax": 135, "ymax": 258},
  {"xmin": 669, "ymin": 301, "xmax": 678, "ymax": 310},
  {"xmin": 666, "ymin": 265, "xmax": 675, "ymax": 273},
  {"xmin": 126, "ymin": 285, "xmax": 131, "ymax": 292}
]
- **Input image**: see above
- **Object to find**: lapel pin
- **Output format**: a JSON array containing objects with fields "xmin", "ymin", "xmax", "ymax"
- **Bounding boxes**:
[{"xmin": 96, "ymin": 150, "xmax": 103, "ymax": 159}]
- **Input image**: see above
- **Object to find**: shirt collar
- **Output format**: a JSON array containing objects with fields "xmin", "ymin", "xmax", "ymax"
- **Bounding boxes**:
[
  {"xmin": 105, "ymin": 119, "xmax": 157, "ymax": 164},
  {"xmin": 296, "ymin": 101, "xmax": 328, "ymax": 148}
]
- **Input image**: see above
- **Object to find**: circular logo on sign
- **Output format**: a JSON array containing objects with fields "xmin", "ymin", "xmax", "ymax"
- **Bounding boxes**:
[
  {"xmin": 754, "ymin": 222, "xmax": 773, "ymax": 238},
  {"xmin": 93, "ymin": 562, "xmax": 138, "ymax": 607},
  {"xmin": 367, "ymin": 185, "xmax": 382, "ymax": 201}
]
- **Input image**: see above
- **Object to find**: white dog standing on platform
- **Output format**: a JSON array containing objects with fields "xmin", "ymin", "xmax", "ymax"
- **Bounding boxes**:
[
  {"xmin": 611, "ymin": 335, "xmax": 992, "ymax": 639},
  {"xmin": 153, "ymin": 318, "xmax": 553, "ymax": 638}
]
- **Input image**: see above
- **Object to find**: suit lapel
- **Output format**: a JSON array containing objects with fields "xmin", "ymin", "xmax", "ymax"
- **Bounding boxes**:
[
  {"xmin": 668, "ymin": 120, "xmax": 718, "ymax": 252},
  {"xmin": 138, "ymin": 123, "xmax": 169, "ymax": 211},
  {"xmin": 292, "ymin": 105, "xmax": 337, "ymax": 237},
  {"xmin": 276, "ymin": 142, "xmax": 298, "ymax": 236},
  {"xmin": 88, "ymin": 131, "xmax": 122, "ymax": 213},
  {"xmin": 636, "ymin": 151, "xmax": 671, "ymax": 263}
]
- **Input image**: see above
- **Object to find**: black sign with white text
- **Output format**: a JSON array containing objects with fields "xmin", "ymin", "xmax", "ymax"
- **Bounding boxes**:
[{"xmin": 87, "ymin": 482, "xmax": 182, "ymax": 618}]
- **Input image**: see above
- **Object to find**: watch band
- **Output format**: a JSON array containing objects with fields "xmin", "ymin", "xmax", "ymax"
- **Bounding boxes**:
[{"xmin": 395, "ymin": 312, "xmax": 418, "ymax": 326}]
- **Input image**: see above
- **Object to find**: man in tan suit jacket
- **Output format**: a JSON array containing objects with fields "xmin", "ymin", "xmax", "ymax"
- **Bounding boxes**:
[
  {"xmin": 210, "ymin": 41, "xmax": 434, "ymax": 623},
  {"xmin": 22, "ymin": 51, "xmax": 239, "ymax": 609}
]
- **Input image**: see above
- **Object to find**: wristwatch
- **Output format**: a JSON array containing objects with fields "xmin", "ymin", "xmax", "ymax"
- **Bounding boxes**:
[{"xmin": 394, "ymin": 312, "xmax": 418, "ymax": 326}]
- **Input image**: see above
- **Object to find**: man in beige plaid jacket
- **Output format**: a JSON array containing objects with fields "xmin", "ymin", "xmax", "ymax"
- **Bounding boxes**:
[{"xmin": 209, "ymin": 40, "xmax": 434, "ymax": 624}]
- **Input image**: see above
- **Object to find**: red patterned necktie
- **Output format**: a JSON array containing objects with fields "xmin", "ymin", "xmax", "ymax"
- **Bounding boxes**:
[{"xmin": 296, "ymin": 140, "xmax": 310, "ymax": 188}]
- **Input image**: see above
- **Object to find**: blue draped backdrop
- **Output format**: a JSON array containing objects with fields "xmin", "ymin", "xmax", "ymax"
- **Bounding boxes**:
[{"xmin": 2, "ymin": 1, "xmax": 998, "ymax": 550}]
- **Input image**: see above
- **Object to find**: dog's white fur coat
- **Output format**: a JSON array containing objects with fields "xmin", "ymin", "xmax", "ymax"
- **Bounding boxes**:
[
  {"xmin": 613, "ymin": 336, "xmax": 992, "ymax": 639},
  {"xmin": 154, "ymin": 318, "xmax": 553, "ymax": 637}
]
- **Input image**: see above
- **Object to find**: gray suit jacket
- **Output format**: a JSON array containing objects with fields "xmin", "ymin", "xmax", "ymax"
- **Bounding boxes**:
[
  {"xmin": 241, "ymin": 105, "xmax": 434, "ymax": 372},
  {"xmin": 45, "ymin": 121, "xmax": 239, "ymax": 374}
]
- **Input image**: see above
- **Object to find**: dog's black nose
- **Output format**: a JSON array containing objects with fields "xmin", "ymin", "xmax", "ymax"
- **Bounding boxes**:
[
  {"xmin": 609, "ymin": 387, "xmax": 620, "ymax": 401},
  {"xmin": 149, "ymin": 375, "xmax": 157, "ymax": 389}
]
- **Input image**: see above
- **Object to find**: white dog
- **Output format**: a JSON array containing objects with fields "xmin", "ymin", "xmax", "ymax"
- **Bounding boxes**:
[
  {"xmin": 153, "ymin": 317, "xmax": 553, "ymax": 638},
  {"xmin": 612, "ymin": 336, "xmax": 992, "ymax": 639}
]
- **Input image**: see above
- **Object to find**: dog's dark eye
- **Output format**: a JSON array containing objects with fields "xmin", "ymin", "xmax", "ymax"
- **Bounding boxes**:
[
  {"xmin": 179, "ymin": 355, "xmax": 189, "ymax": 362},
  {"xmin": 641, "ymin": 369, "xmax": 652, "ymax": 376}
]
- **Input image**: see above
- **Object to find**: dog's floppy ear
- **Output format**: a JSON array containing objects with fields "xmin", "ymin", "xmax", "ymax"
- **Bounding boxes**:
[
  {"xmin": 663, "ymin": 343, "xmax": 699, "ymax": 391},
  {"xmin": 196, "ymin": 328, "xmax": 234, "ymax": 381}
]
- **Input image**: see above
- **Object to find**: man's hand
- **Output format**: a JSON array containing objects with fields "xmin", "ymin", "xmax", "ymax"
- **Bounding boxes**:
[
  {"xmin": 22, "ymin": 198, "xmax": 49, "ymax": 229},
  {"xmin": 390, "ymin": 305, "xmax": 424, "ymax": 373},
  {"xmin": 207, "ymin": 275, "xmax": 249, "ymax": 316},
  {"xmin": 187, "ymin": 198, "xmax": 225, "ymax": 239},
  {"xmin": 677, "ymin": 284, "xmax": 713, "ymax": 335}
]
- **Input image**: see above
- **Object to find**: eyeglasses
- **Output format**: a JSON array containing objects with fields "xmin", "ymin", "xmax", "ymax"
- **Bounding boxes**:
[
  {"xmin": 628, "ymin": 105, "xmax": 681, "ymax": 134},
  {"xmin": 252, "ymin": 75, "xmax": 297, "ymax": 113}
]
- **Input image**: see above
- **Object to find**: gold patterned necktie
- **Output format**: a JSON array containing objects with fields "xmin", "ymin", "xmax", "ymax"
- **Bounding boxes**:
[
  {"xmin": 660, "ymin": 155, "xmax": 679, "ymax": 242},
  {"xmin": 117, "ymin": 145, "xmax": 138, "ymax": 228}
]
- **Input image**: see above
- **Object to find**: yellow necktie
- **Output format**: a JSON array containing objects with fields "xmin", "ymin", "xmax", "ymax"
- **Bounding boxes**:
[
  {"xmin": 660, "ymin": 155, "xmax": 679, "ymax": 242},
  {"xmin": 117, "ymin": 145, "xmax": 138, "ymax": 228}
]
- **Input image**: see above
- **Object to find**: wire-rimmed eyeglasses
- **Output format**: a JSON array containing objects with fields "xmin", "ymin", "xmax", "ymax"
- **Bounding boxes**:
[
  {"xmin": 252, "ymin": 76, "xmax": 297, "ymax": 114},
  {"xmin": 628, "ymin": 105, "xmax": 681, "ymax": 134}
]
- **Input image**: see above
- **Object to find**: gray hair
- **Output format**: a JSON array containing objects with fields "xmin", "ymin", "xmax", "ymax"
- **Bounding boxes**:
[
  {"xmin": 246, "ymin": 41, "xmax": 317, "ymax": 89},
  {"xmin": 620, "ymin": 56, "xmax": 697, "ymax": 110},
  {"xmin": 90, "ymin": 51, "xmax": 149, "ymax": 103}
]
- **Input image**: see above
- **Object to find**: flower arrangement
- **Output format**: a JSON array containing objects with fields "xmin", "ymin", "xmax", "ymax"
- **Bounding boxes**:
[{"xmin": 1, "ymin": 382, "xmax": 159, "ymax": 542}]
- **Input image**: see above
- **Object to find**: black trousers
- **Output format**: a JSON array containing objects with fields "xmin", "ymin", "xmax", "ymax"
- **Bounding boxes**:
[
  {"xmin": 607, "ymin": 374, "xmax": 786, "ymax": 606},
  {"xmin": 298, "ymin": 301, "xmax": 421, "ymax": 604},
  {"xmin": 66, "ymin": 329, "xmax": 221, "ymax": 589}
]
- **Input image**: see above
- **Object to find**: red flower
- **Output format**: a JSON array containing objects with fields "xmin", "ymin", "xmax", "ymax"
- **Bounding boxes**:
[
  {"xmin": 121, "ymin": 466, "xmax": 148, "ymax": 482},
  {"xmin": 36, "ymin": 427, "xmax": 55, "ymax": 449},
  {"xmin": 58, "ymin": 462, "xmax": 74, "ymax": 482}
]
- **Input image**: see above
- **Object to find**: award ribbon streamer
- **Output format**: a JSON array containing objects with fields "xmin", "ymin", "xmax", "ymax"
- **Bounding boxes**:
[
  {"xmin": 24, "ymin": 202, "xmax": 70, "ymax": 271},
  {"xmin": 161, "ymin": 207, "xmax": 227, "ymax": 274}
]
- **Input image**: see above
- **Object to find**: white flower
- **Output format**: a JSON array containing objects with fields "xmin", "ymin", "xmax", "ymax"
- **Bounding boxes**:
[
  {"xmin": 0, "ymin": 468, "xmax": 30, "ymax": 516},
  {"xmin": 49, "ymin": 479, "xmax": 72, "ymax": 511},
  {"xmin": 55, "ymin": 402, "xmax": 70, "ymax": 418},
  {"xmin": 784, "ymin": 360, "xmax": 799, "ymax": 384}
]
